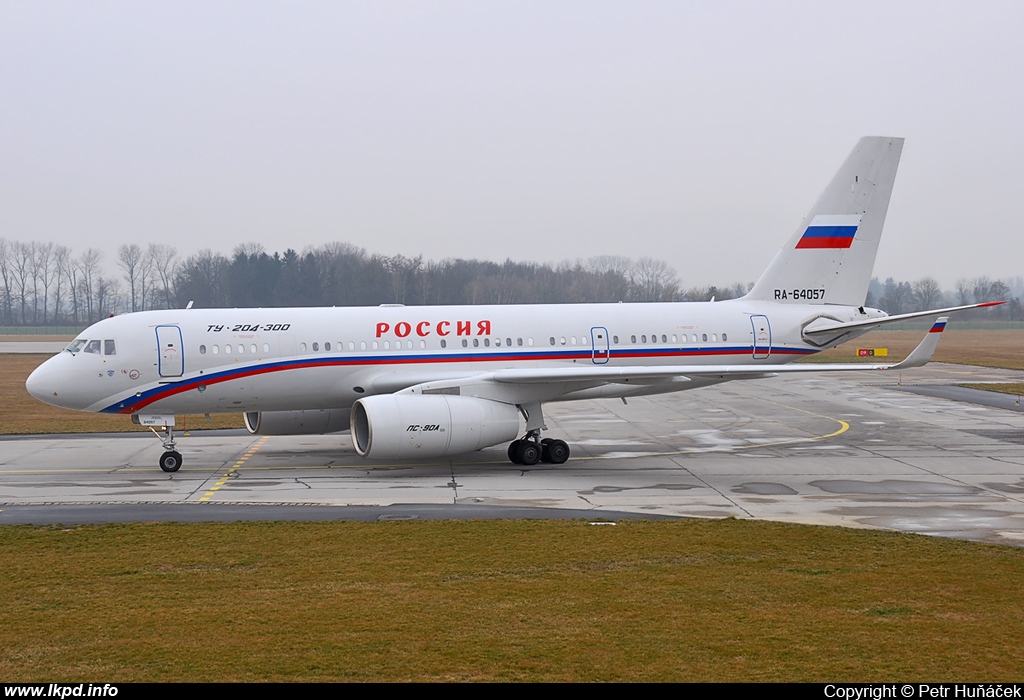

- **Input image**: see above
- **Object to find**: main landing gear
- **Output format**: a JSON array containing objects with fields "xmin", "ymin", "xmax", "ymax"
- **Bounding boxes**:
[
  {"xmin": 507, "ymin": 434, "xmax": 570, "ymax": 465},
  {"xmin": 507, "ymin": 402, "xmax": 570, "ymax": 466}
]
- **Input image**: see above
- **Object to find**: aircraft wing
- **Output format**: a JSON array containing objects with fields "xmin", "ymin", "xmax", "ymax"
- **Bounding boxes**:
[{"xmin": 397, "ymin": 318, "xmax": 949, "ymax": 406}]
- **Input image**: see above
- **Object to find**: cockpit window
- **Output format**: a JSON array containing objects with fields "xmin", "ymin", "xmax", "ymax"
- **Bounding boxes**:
[
  {"xmin": 66, "ymin": 339, "xmax": 87, "ymax": 353},
  {"xmin": 104, "ymin": 339, "xmax": 116, "ymax": 356},
  {"xmin": 84, "ymin": 340, "xmax": 101, "ymax": 354}
]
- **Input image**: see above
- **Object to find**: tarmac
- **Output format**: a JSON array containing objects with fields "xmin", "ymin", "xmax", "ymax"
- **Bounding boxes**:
[{"xmin": 2, "ymin": 362, "xmax": 1024, "ymax": 546}]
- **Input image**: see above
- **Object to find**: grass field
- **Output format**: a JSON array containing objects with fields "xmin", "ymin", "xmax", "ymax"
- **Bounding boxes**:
[{"xmin": 2, "ymin": 518, "xmax": 1023, "ymax": 682}]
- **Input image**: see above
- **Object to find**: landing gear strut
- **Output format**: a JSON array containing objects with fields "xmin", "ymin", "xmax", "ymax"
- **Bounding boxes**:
[
  {"xmin": 507, "ymin": 402, "xmax": 570, "ymax": 465},
  {"xmin": 145, "ymin": 422, "xmax": 182, "ymax": 473}
]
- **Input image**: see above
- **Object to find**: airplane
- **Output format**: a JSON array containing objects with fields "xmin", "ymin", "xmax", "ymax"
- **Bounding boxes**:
[{"xmin": 25, "ymin": 136, "xmax": 1004, "ymax": 472}]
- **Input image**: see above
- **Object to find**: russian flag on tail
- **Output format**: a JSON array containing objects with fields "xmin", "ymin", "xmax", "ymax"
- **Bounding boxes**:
[
  {"xmin": 929, "ymin": 319, "xmax": 947, "ymax": 333},
  {"xmin": 796, "ymin": 214, "xmax": 862, "ymax": 249}
]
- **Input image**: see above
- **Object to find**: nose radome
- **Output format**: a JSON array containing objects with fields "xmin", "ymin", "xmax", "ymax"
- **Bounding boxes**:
[{"xmin": 26, "ymin": 362, "xmax": 56, "ymax": 404}]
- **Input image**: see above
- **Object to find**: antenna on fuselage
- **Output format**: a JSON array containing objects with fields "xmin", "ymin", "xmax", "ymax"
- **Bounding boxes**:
[{"xmin": 185, "ymin": 300, "xmax": 194, "ymax": 309}]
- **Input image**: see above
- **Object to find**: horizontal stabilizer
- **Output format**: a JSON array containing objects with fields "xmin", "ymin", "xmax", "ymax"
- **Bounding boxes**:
[{"xmin": 803, "ymin": 301, "xmax": 1004, "ymax": 336}]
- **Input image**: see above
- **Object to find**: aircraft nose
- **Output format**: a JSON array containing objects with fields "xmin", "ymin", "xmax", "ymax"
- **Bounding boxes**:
[{"xmin": 26, "ymin": 362, "xmax": 57, "ymax": 404}]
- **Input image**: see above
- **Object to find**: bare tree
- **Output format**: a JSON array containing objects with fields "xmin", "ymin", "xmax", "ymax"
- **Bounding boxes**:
[
  {"xmin": 11, "ymin": 242, "xmax": 35, "ymax": 324},
  {"xmin": 912, "ymin": 277, "xmax": 943, "ymax": 310},
  {"xmin": 955, "ymin": 279, "xmax": 973, "ymax": 306},
  {"xmin": 51, "ymin": 246, "xmax": 70, "ymax": 324},
  {"xmin": 34, "ymin": 242, "xmax": 55, "ymax": 324},
  {"xmin": 148, "ymin": 244, "xmax": 179, "ymax": 310},
  {"xmin": 118, "ymin": 243, "xmax": 144, "ymax": 312},
  {"xmin": 0, "ymin": 239, "xmax": 13, "ymax": 325},
  {"xmin": 77, "ymin": 248, "xmax": 103, "ymax": 322},
  {"xmin": 629, "ymin": 257, "xmax": 679, "ymax": 302}
]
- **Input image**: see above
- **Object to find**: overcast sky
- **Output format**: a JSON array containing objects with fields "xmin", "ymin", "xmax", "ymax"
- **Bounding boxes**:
[{"xmin": 2, "ymin": 1, "xmax": 1022, "ymax": 289}]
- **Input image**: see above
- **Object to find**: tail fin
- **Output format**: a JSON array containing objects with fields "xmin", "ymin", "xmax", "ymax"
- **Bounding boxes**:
[{"xmin": 746, "ymin": 136, "xmax": 904, "ymax": 306}]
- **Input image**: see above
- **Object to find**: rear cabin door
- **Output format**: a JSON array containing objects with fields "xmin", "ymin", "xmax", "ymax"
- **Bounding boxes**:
[
  {"xmin": 156, "ymin": 325, "xmax": 184, "ymax": 377},
  {"xmin": 750, "ymin": 315, "xmax": 771, "ymax": 359},
  {"xmin": 591, "ymin": 326, "xmax": 610, "ymax": 364}
]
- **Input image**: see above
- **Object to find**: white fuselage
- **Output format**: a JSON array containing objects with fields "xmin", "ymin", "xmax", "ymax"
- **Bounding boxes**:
[{"xmin": 26, "ymin": 299, "xmax": 882, "ymax": 417}]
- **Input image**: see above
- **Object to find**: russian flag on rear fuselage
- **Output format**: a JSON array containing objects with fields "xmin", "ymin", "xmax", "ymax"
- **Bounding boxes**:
[{"xmin": 795, "ymin": 214, "xmax": 862, "ymax": 249}]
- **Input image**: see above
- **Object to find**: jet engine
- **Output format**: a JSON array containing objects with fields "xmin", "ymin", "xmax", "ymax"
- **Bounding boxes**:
[
  {"xmin": 351, "ymin": 394, "xmax": 520, "ymax": 459},
  {"xmin": 244, "ymin": 409, "xmax": 350, "ymax": 435}
]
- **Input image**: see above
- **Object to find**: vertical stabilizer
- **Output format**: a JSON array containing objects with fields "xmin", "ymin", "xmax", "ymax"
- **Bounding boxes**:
[{"xmin": 746, "ymin": 136, "xmax": 904, "ymax": 306}]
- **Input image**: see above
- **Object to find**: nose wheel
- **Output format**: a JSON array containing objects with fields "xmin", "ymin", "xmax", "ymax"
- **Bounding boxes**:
[{"xmin": 160, "ymin": 450, "xmax": 183, "ymax": 473}]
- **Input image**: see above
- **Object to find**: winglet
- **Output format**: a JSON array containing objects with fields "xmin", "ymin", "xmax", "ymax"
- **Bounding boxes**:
[{"xmin": 888, "ymin": 317, "xmax": 948, "ymax": 370}]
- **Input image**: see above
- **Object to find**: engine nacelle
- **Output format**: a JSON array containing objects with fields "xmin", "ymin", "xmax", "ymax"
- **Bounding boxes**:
[
  {"xmin": 244, "ymin": 409, "xmax": 350, "ymax": 436},
  {"xmin": 351, "ymin": 395, "xmax": 520, "ymax": 459}
]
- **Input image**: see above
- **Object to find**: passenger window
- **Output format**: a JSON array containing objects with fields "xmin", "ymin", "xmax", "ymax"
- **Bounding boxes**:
[
  {"xmin": 372, "ymin": 341, "xmax": 379, "ymax": 350},
  {"xmin": 299, "ymin": 343, "xmax": 306, "ymax": 352},
  {"xmin": 263, "ymin": 343, "xmax": 270, "ymax": 353},
  {"xmin": 661, "ymin": 335, "xmax": 667, "ymax": 343},
  {"xmin": 495, "ymin": 338, "xmax": 501, "ymax": 347},
  {"xmin": 251, "ymin": 344, "xmax": 257, "ymax": 354},
  {"xmin": 549, "ymin": 337, "xmax": 555, "ymax": 346},
  {"xmin": 419, "ymin": 340, "xmax": 426, "ymax": 349},
  {"xmin": 200, "ymin": 345, "xmax": 207, "ymax": 354},
  {"xmin": 631, "ymin": 335, "xmax": 637, "ymax": 343},
  {"xmin": 712, "ymin": 334, "xmax": 718, "ymax": 342},
  {"xmin": 560, "ymin": 337, "xmax": 566, "ymax": 346},
  {"xmin": 324, "ymin": 342, "xmax": 331, "ymax": 351},
  {"xmin": 671, "ymin": 335, "xmax": 677, "ymax": 343},
  {"xmin": 84, "ymin": 340, "xmax": 101, "ymax": 354},
  {"xmin": 212, "ymin": 345, "xmax": 220, "ymax": 355},
  {"xmin": 722, "ymin": 333, "xmax": 728, "ymax": 341},
  {"xmin": 104, "ymin": 339, "xmax": 116, "ymax": 355},
  {"xmin": 348, "ymin": 342, "xmax": 355, "ymax": 351},
  {"xmin": 484, "ymin": 338, "xmax": 490, "ymax": 347},
  {"xmin": 441, "ymin": 339, "xmax": 447, "ymax": 349},
  {"xmin": 506, "ymin": 338, "xmax": 512, "ymax": 346},
  {"xmin": 360, "ymin": 341, "xmax": 367, "ymax": 350},
  {"xmin": 473, "ymin": 339, "xmax": 480, "ymax": 347},
  {"xmin": 517, "ymin": 338, "xmax": 523, "ymax": 347},
  {"xmin": 702, "ymin": 334, "xmax": 708, "ymax": 342},
  {"xmin": 238, "ymin": 344, "xmax": 245, "ymax": 354},
  {"xmin": 641, "ymin": 335, "xmax": 647, "ymax": 343},
  {"xmin": 313, "ymin": 342, "xmax": 319, "ymax": 352},
  {"xmin": 382, "ymin": 341, "xmax": 389, "ymax": 350},
  {"xmin": 613, "ymin": 335, "xmax": 619, "ymax": 344}
]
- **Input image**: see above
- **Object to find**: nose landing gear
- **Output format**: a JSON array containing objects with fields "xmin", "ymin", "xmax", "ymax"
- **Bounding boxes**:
[{"xmin": 134, "ymin": 415, "xmax": 184, "ymax": 472}]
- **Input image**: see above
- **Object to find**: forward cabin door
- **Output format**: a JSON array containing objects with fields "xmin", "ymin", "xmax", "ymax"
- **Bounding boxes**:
[
  {"xmin": 591, "ymin": 326, "xmax": 610, "ymax": 364},
  {"xmin": 156, "ymin": 325, "xmax": 184, "ymax": 377},
  {"xmin": 751, "ymin": 315, "xmax": 771, "ymax": 360}
]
